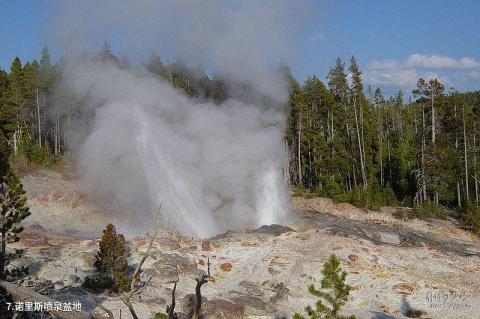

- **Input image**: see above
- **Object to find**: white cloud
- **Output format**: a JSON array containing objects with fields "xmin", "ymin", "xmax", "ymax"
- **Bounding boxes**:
[
  {"xmin": 306, "ymin": 32, "xmax": 325, "ymax": 43},
  {"xmin": 364, "ymin": 68, "xmax": 419, "ymax": 87},
  {"xmin": 368, "ymin": 59, "xmax": 400, "ymax": 70},
  {"xmin": 406, "ymin": 54, "xmax": 480, "ymax": 69},
  {"xmin": 363, "ymin": 53, "xmax": 479, "ymax": 89},
  {"xmin": 468, "ymin": 70, "xmax": 480, "ymax": 80},
  {"xmin": 365, "ymin": 65, "xmax": 450, "ymax": 88}
]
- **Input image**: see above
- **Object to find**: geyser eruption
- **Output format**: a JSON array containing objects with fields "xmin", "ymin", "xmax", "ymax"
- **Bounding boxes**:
[
  {"xmin": 256, "ymin": 163, "xmax": 288, "ymax": 227},
  {"xmin": 66, "ymin": 61, "xmax": 289, "ymax": 237},
  {"xmin": 133, "ymin": 105, "xmax": 219, "ymax": 237},
  {"xmin": 51, "ymin": 0, "xmax": 310, "ymax": 237}
]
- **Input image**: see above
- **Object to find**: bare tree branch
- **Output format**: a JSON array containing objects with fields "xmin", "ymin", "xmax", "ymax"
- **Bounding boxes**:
[
  {"xmin": 130, "ymin": 275, "xmax": 154, "ymax": 297},
  {"xmin": 119, "ymin": 232, "xmax": 156, "ymax": 319},
  {"xmin": 131, "ymin": 236, "xmax": 156, "ymax": 291},
  {"xmin": 81, "ymin": 288, "xmax": 114, "ymax": 319},
  {"xmin": 166, "ymin": 280, "xmax": 178, "ymax": 319},
  {"xmin": 193, "ymin": 257, "xmax": 210, "ymax": 319},
  {"xmin": 120, "ymin": 294, "xmax": 139, "ymax": 319}
]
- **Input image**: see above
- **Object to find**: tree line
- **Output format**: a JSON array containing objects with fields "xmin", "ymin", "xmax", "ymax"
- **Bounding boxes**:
[
  {"xmin": 0, "ymin": 45, "xmax": 67, "ymax": 169},
  {"xmin": 0, "ymin": 41, "xmax": 233, "ymax": 171},
  {"xmin": 1, "ymin": 43, "xmax": 480, "ymax": 231},
  {"xmin": 283, "ymin": 57, "xmax": 480, "ymax": 231}
]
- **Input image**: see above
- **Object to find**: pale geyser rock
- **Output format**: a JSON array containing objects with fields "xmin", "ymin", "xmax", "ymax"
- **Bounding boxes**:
[{"xmin": 14, "ymin": 173, "xmax": 480, "ymax": 318}]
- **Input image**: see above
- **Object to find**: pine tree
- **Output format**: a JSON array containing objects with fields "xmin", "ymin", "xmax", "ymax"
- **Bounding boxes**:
[
  {"xmin": 3, "ymin": 58, "xmax": 26, "ymax": 149},
  {"xmin": 146, "ymin": 52, "xmax": 165, "ymax": 79},
  {"xmin": 283, "ymin": 64, "xmax": 303, "ymax": 185},
  {"xmin": 39, "ymin": 46, "xmax": 54, "ymax": 89},
  {"xmin": 294, "ymin": 255, "xmax": 356, "ymax": 319},
  {"xmin": 99, "ymin": 41, "xmax": 120, "ymax": 63},
  {"xmin": 413, "ymin": 78, "xmax": 444, "ymax": 144},
  {"xmin": 0, "ymin": 69, "xmax": 10, "ymax": 140},
  {"xmin": 327, "ymin": 58, "xmax": 348, "ymax": 102},
  {"xmin": 0, "ymin": 160, "xmax": 31, "ymax": 280},
  {"xmin": 349, "ymin": 56, "xmax": 367, "ymax": 188},
  {"xmin": 412, "ymin": 78, "xmax": 445, "ymax": 205},
  {"xmin": 93, "ymin": 223, "xmax": 130, "ymax": 292},
  {"xmin": 328, "ymin": 58, "xmax": 354, "ymax": 191}
]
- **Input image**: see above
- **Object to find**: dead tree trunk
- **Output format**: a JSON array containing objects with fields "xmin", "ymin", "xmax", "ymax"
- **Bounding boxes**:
[
  {"xmin": 431, "ymin": 91, "xmax": 436, "ymax": 143},
  {"xmin": 353, "ymin": 98, "xmax": 367, "ymax": 188},
  {"xmin": 0, "ymin": 232, "xmax": 6, "ymax": 280},
  {"xmin": 36, "ymin": 87, "xmax": 41, "ymax": 147},
  {"xmin": 463, "ymin": 103, "xmax": 469, "ymax": 202},
  {"xmin": 414, "ymin": 103, "xmax": 418, "ymax": 134},
  {"xmin": 166, "ymin": 281, "xmax": 178, "ymax": 319},
  {"xmin": 331, "ymin": 104, "xmax": 334, "ymax": 141},
  {"xmin": 421, "ymin": 103, "xmax": 427, "ymax": 202},
  {"xmin": 388, "ymin": 138, "xmax": 392, "ymax": 187},
  {"xmin": 360, "ymin": 101, "xmax": 367, "ymax": 184},
  {"xmin": 474, "ymin": 126, "xmax": 479, "ymax": 206},
  {"xmin": 83, "ymin": 289, "xmax": 114, "ymax": 319},
  {"xmin": 380, "ymin": 131, "xmax": 383, "ymax": 188},
  {"xmin": 284, "ymin": 140, "xmax": 290, "ymax": 184},
  {"xmin": 455, "ymin": 99, "xmax": 461, "ymax": 207},
  {"xmin": 193, "ymin": 258, "xmax": 210, "ymax": 319},
  {"xmin": 458, "ymin": 182, "xmax": 462, "ymax": 207},
  {"xmin": 12, "ymin": 130, "xmax": 18, "ymax": 156},
  {"xmin": 298, "ymin": 114, "xmax": 302, "ymax": 184},
  {"xmin": 119, "ymin": 236, "xmax": 156, "ymax": 319}
]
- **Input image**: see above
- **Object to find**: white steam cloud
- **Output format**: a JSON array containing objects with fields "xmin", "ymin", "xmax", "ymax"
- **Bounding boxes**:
[
  {"xmin": 50, "ymin": 0, "xmax": 309, "ymax": 101},
  {"xmin": 50, "ymin": 1, "xmax": 310, "ymax": 237}
]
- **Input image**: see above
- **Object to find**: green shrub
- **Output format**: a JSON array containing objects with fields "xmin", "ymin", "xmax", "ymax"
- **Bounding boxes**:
[
  {"xmin": 350, "ymin": 186, "xmax": 366, "ymax": 207},
  {"xmin": 11, "ymin": 139, "xmax": 66, "ymax": 173},
  {"xmin": 332, "ymin": 192, "xmax": 351, "ymax": 204},
  {"xmin": 412, "ymin": 203, "xmax": 448, "ymax": 220},
  {"xmin": 331, "ymin": 182, "xmax": 398, "ymax": 212},
  {"xmin": 304, "ymin": 191, "xmax": 316, "ymax": 199},
  {"xmin": 382, "ymin": 184, "xmax": 398, "ymax": 207},
  {"xmin": 293, "ymin": 183, "xmax": 306, "ymax": 197},
  {"xmin": 366, "ymin": 177, "xmax": 384, "ymax": 209},
  {"xmin": 461, "ymin": 204, "xmax": 480, "ymax": 235},
  {"xmin": 392, "ymin": 208, "xmax": 413, "ymax": 220},
  {"xmin": 17, "ymin": 139, "xmax": 54, "ymax": 166},
  {"xmin": 314, "ymin": 186, "xmax": 324, "ymax": 197},
  {"xmin": 26, "ymin": 144, "xmax": 54, "ymax": 166},
  {"xmin": 322, "ymin": 176, "xmax": 342, "ymax": 197},
  {"xmin": 295, "ymin": 179, "xmax": 398, "ymax": 213}
]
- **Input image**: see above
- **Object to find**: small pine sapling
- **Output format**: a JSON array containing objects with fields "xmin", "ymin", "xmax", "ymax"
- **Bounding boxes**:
[
  {"xmin": 0, "ymin": 170, "xmax": 31, "ymax": 280},
  {"xmin": 294, "ymin": 254, "xmax": 356, "ymax": 319}
]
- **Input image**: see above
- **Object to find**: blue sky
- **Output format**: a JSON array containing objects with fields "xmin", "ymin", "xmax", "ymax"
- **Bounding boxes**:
[{"xmin": 1, "ymin": 0, "xmax": 479, "ymax": 96}]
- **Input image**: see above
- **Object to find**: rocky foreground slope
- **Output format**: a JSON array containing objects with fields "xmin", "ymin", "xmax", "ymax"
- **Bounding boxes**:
[{"xmin": 10, "ymin": 171, "xmax": 480, "ymax": 318}]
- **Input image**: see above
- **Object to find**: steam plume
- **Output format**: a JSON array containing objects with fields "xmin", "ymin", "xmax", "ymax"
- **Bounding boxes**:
[{"xmin": 50, "ymin": 0, "xmax": 310, "ymax": 237}]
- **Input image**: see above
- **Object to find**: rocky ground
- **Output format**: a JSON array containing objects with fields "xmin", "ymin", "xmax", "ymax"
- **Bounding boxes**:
[{"xmin": 9, "ymin": 171, "xmax": 480, "ymax": 318}]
